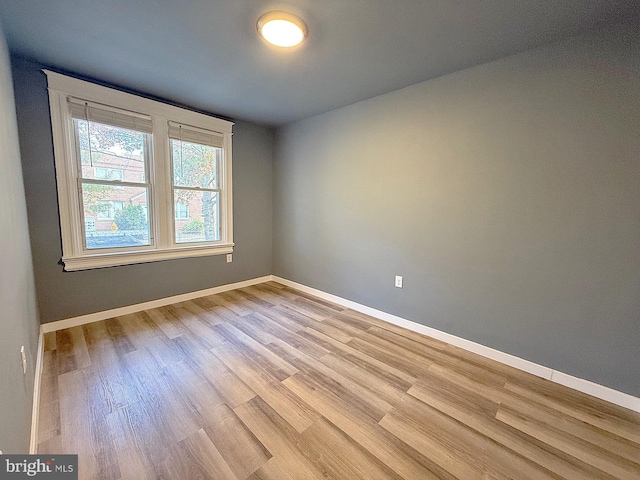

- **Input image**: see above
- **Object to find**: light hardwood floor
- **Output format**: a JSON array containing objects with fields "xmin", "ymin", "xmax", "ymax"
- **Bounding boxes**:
[{"xmin": 37, "ymin": 281, "xmax": 640, "ymax": 479}]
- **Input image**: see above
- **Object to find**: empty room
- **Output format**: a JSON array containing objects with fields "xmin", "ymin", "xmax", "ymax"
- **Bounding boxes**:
[{"xmin": 0, "ymin": 1, "xmax": 639, "ymax": 479}]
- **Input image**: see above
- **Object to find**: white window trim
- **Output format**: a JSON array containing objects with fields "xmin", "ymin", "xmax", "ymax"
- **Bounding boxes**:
[{"xmin": 45, "ymin": 70, "xmax": 234, "ymax": 271}]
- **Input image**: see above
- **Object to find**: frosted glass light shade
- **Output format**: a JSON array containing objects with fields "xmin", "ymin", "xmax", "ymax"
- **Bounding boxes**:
[{"xmin": 258, "ymin": 12, "xmax": 307, "ymax": 47}]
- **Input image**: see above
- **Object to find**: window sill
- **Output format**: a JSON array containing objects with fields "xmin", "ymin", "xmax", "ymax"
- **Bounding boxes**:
[{"xmin": 62, "ymin": 243, "xmax": 234, "ymax": 271}]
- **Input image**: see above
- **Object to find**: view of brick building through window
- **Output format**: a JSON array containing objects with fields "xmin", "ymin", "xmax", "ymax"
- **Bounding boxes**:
[{"xmin": 78, "ymin": 120, "xmax": 219, "ymax": 249}]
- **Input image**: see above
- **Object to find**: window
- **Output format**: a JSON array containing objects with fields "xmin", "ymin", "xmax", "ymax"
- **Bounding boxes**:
[
  {"xmin": 94, "ymin": 167, "xmax": 124, "ymax": 181},
  {"xmin": 96, "ymin": 201, "xmax": 125, "ymax": 220},
  {"xmin": 45, "ymin": 70, "xmax": 233, "ymax": 271},
  {"xmin": 174, "ymin": 202, "xmax": 189, "ymax": 220},
  {"xmin": 170, "ymin": 124, "xmax": 222, "ymax": 244}
]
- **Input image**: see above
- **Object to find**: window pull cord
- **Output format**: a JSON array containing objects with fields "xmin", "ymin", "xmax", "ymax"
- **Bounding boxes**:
[
  {"xmin": 180, "ymin": 125, "xmax": 184, "ymax": 179},
  {"xmin": 85, "ymin": 102, "xmax": 93, "ymax": 168}
]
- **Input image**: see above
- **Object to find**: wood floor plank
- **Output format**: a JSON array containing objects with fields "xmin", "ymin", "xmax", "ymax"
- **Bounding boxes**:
[
  {"xmin": 119, "ymin": 399, "xmax": 173, "ymax": 465},
  {"xmin": 203, "ymin": 403, "xmax": 272, "ymax": 479},
  {"xmin": 342, "ymin": 308, "xmax": 448, "ymax": 350},
  {"xmin": 288, "ymin": 310, "xmax": 354, "ymax": 343},
  {"xmin": 365, "ymin": 324, "xmax": 451, "ymax": 357},
  {"xmin": 105, "ymin": 406, "xmax": 158, "ymax": 480},
  {"xmin": 212, "ymin": 342, "xmax": 318, "ymax": 432},
  {"xmin": 121, "ymin": 348, "xmax": 201, "ymax": 444},
  {"xmin": 156, "ymin": 428, "xmax": 237, "ymax": 480},
  {"xmin": 103, "ymin": 318, "xmax": 136, "ymax": 356},
  {"xmin": 37, "ymin": 281, "xmax": 640, "ymax": 480},
  {"xmin": 347, "ymin": 335, "xmax": 433, "ymax": 377},
  {"xmin": 498, "ymin": 387, "xmax": 640, "ymax": 466},
  {"xmin": 379, "ymin": 405, "xmax": 558, "ymax": 480},
  {"xmin": 505, "ymin": 381, "xmax": 640, "ymax": 444},
  {"xmin": 242, "ymin": 284, "xmax": 291, "ymax": 306},
  {"xmin": 426, "ymin": 361, "xmax": 509, "ymax": 404},
  {"xmin": 408, "ymin": 379, "xmax": 614, "ymax": 480},
  {"xmin": 225, "ymin": 311, "xmax": 282, "ymax": 345},
  {"xmin": 37, "ymin": 370, "xmax": 60, "ymax": 444},
  {"xmin": 81, "ymin": 321, "xmax": 122, "ymax": 367},
  {"xmin": 318, "ymin": 352, "xmax": 409, "ymax": 405},
  {"xmin": 301, "ymin": 326, "xmax": 420, "ymax": 385},
  {"xmin": 56, "ymin": 326, "xmax": 91, "ymax": 374},
  {"xmin": 506, "ymin": 374, "xmax": 640, "ymax": 424},
  {"xmin": 233, "ymin": 287, "xmax": 277, "ymax": 310},
  {"xmin": 282, "ymin": 372, "xmax": 454, "ymax": 479},
  {"xmin": 145, "ymin": 305, "xmax": 188, "ymax": 339},
  {"xmin": 43, "ymin": 330, "xmax": 57, "ymax": 352},
  {"xmin": 496, "ymin": 405, "xmax": 640, "ymax": 479},
  {"xmin": 268, "ymin": 339, "xmax": 395, "ymax": 420},
  {"xmin": 358, "ymin": 326, "xmax": 508, "ymax": 386},
  {"xmin": 233, "ymin": 397, "xmax": 325, "ymax": 480},
  {"xmin": 172, "ymin": 334, "xmax": 257, "ymax": 408},
  {"xmin": 82, "ymin": 321, "xmax": 139, "ymax": 413},
  {"xmin": 214, "ymin": 321, "xmax": 299, "ymax": 377},
  {"xmin": 173, "ymin": 303, "xmax": 229, "ymax": 349},
  {"xmin": 281, "ymin": 287, "xmax": 345, "ymax": 312},
  {"xmin": 249, "ymin": 310, "xmax": 333, "ymax": 359},
  {"xmin": 297, "ymin": 416, "xmax": 403, "ymax": 480},
  {"xmin": 41, "ymin": 346, "xmax": 57, "ymax": 380},
  {"xmin": 162, "ymin": 359, "xmax": 225, "ymax": 425},
  {"xmin": 320, "ymin": 314, "xmax": 370, "ymax": 338},
  {"xmin": 425, "ymin": 357, "xmax": 640, "ymax": 472},
  {"xmin": 252, "ymin": 457, "xmax": 315, "ymax": 480},
  {"xmin": 58, "ymin": 369, "xmax": 120, "ymax": 480},
  {"xmin": 212, "ymin": 291, "xmax": 255, "ymax": 316},
  {"xmin": 179, "ymin": 299, "xmax": 226, "ymax": 327},
  {"xmin": 444, "ymin": 343, "xmax": 541, "ymax": 380},
  {"xmin": 325, "ymin": 310, "xmax": 377, "ymax": 332},
  {"xmin": 36, "ymin": 434, "xmax": 62, "ymax": 455},
  {"xmin": 116, "ymin": 311, "xmax": 162, "ymax": 349},
  {"xmin": 286, "ymin": 297, "xmax": 342, "ymax": 322}
]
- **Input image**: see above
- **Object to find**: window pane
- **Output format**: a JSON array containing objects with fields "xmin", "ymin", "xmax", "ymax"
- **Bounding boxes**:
[
  {"xmin": 174, "ymin": 189, "xmax": 219, "ymax": 243},
  {"xmin": 171, "ymin": 139, "xmax": 218, "ymax": 189},
  {"xmin": 76, "ymin": 119, "xmax": 147, "ymax": 182},
  {"xmin": 82, "ymin": 183, "xmax": 151, "ymax": 249}
]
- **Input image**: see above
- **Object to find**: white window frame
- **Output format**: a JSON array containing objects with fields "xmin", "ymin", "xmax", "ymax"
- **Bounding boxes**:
[{"xmin": 45, "ymin": 70, "xmax": 234, "ymax": 271}]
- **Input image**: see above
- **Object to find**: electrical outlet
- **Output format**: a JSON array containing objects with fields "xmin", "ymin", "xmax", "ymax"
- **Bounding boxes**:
[
  {"xmin": 20, "ymin": 346, "xmax": 27, "ymax": 375},
  {"xmin": 395, "ymin": 275, "xmax": 403, "ymax": 288},
  {"xmin": 226, "ymin": 254, "xmax": 233, "ymax": 263}
]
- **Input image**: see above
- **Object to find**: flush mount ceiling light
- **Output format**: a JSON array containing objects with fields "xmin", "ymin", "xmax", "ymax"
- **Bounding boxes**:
[{"xmin": 257, "ymin": 11, "xmax": 307, "ymax": 48}]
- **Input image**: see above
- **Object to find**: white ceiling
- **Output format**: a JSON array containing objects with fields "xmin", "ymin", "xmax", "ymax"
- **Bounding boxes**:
[{"xmin": 0, "ymin": 1, "xmax": 638, "ymax": 127}]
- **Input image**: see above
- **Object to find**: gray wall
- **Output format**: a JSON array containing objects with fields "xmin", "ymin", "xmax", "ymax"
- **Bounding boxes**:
[
  {"xmin": 0, "ymin": 23, "xmax": 39, "ymax": 453},
  {"xmin": 12, "ymin": 57, "xmax": 273, "ymax": 323},
  {"xmin": 273, "ymin": 24, "xmax": 640, "ymax": 396}
]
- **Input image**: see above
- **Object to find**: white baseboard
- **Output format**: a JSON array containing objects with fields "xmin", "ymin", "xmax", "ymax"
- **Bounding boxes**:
[
  {"xmin": 272, "ymin": 276, "xmax": 640, "ymax": 414},
  {"xmin": 40, "ymin": 275, "xmax": 272, "ymax": 333},
  {"xmin": 29, "ymin": 331, "xmax": 44, "ymax": 454}
]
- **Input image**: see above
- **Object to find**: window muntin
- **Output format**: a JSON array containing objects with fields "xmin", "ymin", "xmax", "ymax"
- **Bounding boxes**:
[{"xmin": 45, "ymin": 70, "xmax": 233, "ymax": 270}]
